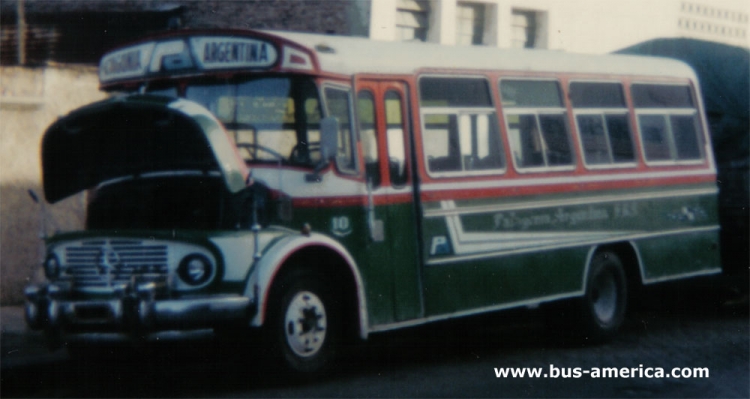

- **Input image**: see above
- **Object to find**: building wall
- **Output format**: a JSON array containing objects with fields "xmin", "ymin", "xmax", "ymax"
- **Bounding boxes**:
[
  {"xmin": 0, "ymin": 66, "xmax": 105, "ymax": 305},
  {"xmin": 371, "ymin": 0, "xmax": 749, "ymax": 53}
]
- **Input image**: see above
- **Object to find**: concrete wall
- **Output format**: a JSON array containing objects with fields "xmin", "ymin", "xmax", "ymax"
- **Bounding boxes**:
[
  {"xmin": 0, "ymin": 65, "xmax": 105, "ymax": 305},
  {"xmin": 370, "ymin": 0, "xmax": 749, "ymax": 53}
]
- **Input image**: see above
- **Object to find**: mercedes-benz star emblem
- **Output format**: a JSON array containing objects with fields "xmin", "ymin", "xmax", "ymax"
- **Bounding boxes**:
[{"xmin": 97, "ymin": 245, "xmax": 120, "ymax": 277}]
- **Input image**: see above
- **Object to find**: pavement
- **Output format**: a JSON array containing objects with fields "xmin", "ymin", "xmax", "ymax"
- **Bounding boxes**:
[
  {"xmin": 1, "ymin": 306, "xmax": 69, "ymax": 369},
  {"xmin": 1, "ymin": 276, "xmax": 746, "ymax": 371},
  {"xmin": 1, "ymin": 305, "xmax": 219, "ymax": 372}
]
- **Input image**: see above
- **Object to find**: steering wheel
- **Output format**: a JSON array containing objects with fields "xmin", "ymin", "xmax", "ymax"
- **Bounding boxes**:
[
  {"xmin": 236, "ymin": 143, "xmax": 286, "ymax": 162},
  {"xmin": 290, "ymin": 143, "xmax": 322, "ymax": 164}
]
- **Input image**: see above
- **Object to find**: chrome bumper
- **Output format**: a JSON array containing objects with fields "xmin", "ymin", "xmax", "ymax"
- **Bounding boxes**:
[{"xmin": 24, "ymin": 282, "xmax": 255, "ymax": 335}]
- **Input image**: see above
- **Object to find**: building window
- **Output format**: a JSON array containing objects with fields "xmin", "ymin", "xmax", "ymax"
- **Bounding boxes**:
[
  {"xmin": 511, "ymin": 9, "xmax": 537, "ymax": 48},
  {"xmin": 679, "ymin": 2, "xmax": 749, "ymax": 42},
  {"xmin": 397, "ymin": 0, "xmax": 430, "ymax": 42},
  {"xmin": 456, "ymin": 2, "xmax": 486, "ymax": 45}
]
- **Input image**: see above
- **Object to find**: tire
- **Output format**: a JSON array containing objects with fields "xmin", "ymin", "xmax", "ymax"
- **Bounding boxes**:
[
  {"xmin": 579, "ymin": 251, "xmax": 628, "ymax": 341},
  {"xmin": 266, "ymin": 270, "xmax": 340, "ymax": 374},
  {"xmin": 545, "ymin": 251, "xmax": 628, "ymax": 344}
]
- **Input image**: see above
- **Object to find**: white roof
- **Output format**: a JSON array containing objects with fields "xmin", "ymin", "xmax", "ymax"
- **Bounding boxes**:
[{"xmin": 266, "ymin": 30, "xmax": 698, "ymax": 80}]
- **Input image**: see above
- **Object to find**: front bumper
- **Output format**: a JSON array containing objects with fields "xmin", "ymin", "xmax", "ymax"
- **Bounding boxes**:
[{"xmin": 24, "ymin": 281, "xmax": 255, "ymax": 337}]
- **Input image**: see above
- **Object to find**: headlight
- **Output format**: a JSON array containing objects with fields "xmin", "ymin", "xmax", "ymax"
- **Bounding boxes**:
[
  {"xmin": 44, "ymin": 254, "xmax": 60, "ymax": 279},
  {"xmin": 178, "ymin": 254, "xmax": 213, "ymax": 286}
]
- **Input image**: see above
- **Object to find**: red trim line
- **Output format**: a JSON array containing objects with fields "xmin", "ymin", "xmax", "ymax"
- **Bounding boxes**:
[{"xmin": 420, "ymin": 174, "xmax": 716, "ymax": 202}]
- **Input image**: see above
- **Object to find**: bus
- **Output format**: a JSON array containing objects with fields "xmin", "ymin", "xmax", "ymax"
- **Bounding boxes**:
[{"xmin": 25, "ymin": 29, "xmax": 721, "ymax": 373}]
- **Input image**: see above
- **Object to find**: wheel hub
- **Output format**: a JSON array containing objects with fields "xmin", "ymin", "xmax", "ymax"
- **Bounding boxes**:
[
  {"xmin": 284, "ymin": 291, "xmax": 327, "ymax": 357},
  {"xmin": 591, "ymin": 270, "xmax": 618, "ymax": 324}
]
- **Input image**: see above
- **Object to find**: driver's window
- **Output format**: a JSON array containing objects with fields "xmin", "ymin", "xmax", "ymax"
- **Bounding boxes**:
[{"xmin": 324, "ymin": 87, "xmax": 358, "ymax": 174}]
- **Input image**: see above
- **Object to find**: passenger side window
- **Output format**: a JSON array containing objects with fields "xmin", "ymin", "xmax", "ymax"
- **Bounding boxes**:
[
  {"xmin": 570, "ymin": 82, "xmax": 635, "ymax": 167},
  {"xmin": 500, "ymin": 79, "xmax": 574, "ymax": 170},
  {"xmin": 357, "ymin": 90, "xmax": 380, "ymax": 187},
  {"xmin": 632, "ymin": 84, "xmax": 704, "ymax": 163},
  {"xmin": 419, "ymin": 77, "xmax": 504, "ymax": 176},
  {"xmin": 385, "ymin": 91, "xmax": 409, "ymax": 186}
]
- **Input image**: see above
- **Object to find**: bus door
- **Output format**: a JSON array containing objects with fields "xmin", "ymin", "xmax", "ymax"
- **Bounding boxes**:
[{"xmin": 356, "ymin": 78, "xmax": 423, "ymax": 323}]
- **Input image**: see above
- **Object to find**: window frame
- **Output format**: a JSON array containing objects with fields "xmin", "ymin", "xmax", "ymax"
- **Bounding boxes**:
[
  {"xmin": 357, "ymin": 89, "xmax": 381, "ymax": 188},
  {"xmin": 569, "ymin": 80, "xmax": 637, "ymax": 170},
  {"xmin": 418, "ymin": 74, "xmax": 506, "ymax": 179},
  {"xmin": 384, "ymin": 89, "xmax": 410, "ymax": 188},
  {"xmin": 499, "ymin": 77, "xmax": 576, "ymax": 174},
  {"xmin": 322, "ymin": 82, "xmax": 360, "ymax": 176},
  {"xmin": 631, "ymin": 82, "xmax": 705, "ymax": 166}
]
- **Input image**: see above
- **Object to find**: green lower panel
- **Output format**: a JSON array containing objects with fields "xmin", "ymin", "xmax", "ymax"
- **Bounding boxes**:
[
  {"xmin": 291, "ymin": 201, "xmax": 422, "ymax": 326},
  {"xmin": 636, "ymin": 229, "xmax": 721, "ymax": 282},
  {"xmin": 422, "ymin": 247, "xmax": 588, "ymax": 316},
  {"xmin": 418, "ymin": 183, "xmax": 721, "ymax": 318}
]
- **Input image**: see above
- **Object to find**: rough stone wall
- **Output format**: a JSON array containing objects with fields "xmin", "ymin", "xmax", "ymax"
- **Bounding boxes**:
[
  {"xmin": 3, "ymin": 0, "xmax": 370, "ymax": 36},
  {"xmin": 0, "ymin": 65, "xmax": 105, "ymax": 305},
  {"xmin": 180, "ymin": 0, "xmax": 369, "ymax": 35}
]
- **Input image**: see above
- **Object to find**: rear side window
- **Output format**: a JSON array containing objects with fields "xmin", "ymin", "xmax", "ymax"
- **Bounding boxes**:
[
  {"xmin": 570, "ymin": 82, "xmax": 636, "ymax": 167},
  {"xmin": 500, "ymin": 79, "xmax": 574, "ymax": 171},
  {"xmin": 419, "ymin": 77, "xmax": 504, "ymax": 177},
  {"xmin": 632, "ymin": 84, "xmax": 703, "ymax": 163}
]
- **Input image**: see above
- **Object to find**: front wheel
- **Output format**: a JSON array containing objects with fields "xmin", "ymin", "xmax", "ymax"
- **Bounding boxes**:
[{"xmin": 267, "ymin": 271, "xmax": 339, "ymax": 374}]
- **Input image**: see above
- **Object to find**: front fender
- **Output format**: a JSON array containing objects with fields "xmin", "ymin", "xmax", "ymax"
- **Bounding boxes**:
[{"xmin": 243, "ymin": 232, "xmax": 369, "ymax": 339}]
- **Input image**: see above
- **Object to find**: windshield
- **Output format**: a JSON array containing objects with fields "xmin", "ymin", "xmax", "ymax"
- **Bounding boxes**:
[{"xmin": 178, "ymin": 76, "xmax": 323, "ymax": 167}]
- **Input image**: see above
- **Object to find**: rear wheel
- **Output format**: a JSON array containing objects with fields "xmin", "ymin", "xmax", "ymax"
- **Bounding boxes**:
[
  {"xmin": 267, "ymin": 270, "xmax": 340, "ymax": 374},
  {"xmin": 579, "ymin": 251, "xmax": 628, "ymax": 341},
  {"xmin": 545, "ymin": 251, "xmax": 628, "ymax": 343}
]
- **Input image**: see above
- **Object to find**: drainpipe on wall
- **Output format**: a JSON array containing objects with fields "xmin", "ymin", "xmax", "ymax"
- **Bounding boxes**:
[{"xmin": 17, "ymin": 0, "xmax": 26, "ymax": 65}]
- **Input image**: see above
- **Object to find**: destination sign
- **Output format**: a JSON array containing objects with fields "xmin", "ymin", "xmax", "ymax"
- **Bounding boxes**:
[
  {"xmin": 99, "ymin": 42, "xmax": 155, "ymax": 82},
  {"xmin": 99, "ymin": 36, "xmax": 280, "ymax": 84},
  {"xmin": 190, "ymin": 37, "xmax": 278, "ymax": 70}
]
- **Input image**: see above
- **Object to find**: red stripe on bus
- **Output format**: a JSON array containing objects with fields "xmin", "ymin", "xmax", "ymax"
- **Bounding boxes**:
[
  {"xmin": 420, "ymin": 174, "xmax": 716, "ymax": 202},
  {"xmin": 288, "ymin": 173, "xmax": 714, "ymax": 208},
  {"xmin": 292, "ymin": 192, "xmax": 415, "ymax": 208}
]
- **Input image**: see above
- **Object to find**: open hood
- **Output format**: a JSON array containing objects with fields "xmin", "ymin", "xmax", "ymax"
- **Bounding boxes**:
[{"xmin": 42, "ymin": 95, "xmax": 247, "ymax": 203}]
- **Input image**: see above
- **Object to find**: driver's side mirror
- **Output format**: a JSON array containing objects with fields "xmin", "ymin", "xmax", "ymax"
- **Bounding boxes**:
[
  {"xmin": 320, "ymin": 116, "xmax": 339, "ymax": 163},
  {"xmin": 306, "ymin": 117, "xmax": 339, "ymax": 183}
]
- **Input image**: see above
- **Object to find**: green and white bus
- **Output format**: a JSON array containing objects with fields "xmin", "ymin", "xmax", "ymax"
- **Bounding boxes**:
[{"xmin": 25, "ymin": 29, "xmax": 721, "ymax": 373}]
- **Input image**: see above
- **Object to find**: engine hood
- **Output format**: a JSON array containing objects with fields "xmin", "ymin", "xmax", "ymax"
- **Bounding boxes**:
[{"xmin": 42, "ymin": 95, "xmax": 248, "ymax": 203}]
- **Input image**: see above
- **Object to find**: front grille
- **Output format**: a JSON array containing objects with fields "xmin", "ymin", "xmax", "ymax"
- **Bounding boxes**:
[{"xmin": 63, "ymin": 239, "xmax": 168, "ymax": 288}]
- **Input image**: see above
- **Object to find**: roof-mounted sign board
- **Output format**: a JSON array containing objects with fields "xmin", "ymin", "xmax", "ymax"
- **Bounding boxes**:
[
  {"xmin": 99, "ymin": 35, "xmax": 280, "ymax": 84},
  {"xmin": 99, "ymin": 42, "xmax": 156, "ymax": 83},
  {"xmin": 190, "ymin": 37, "xmax": 277, "ymax": 70}
]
